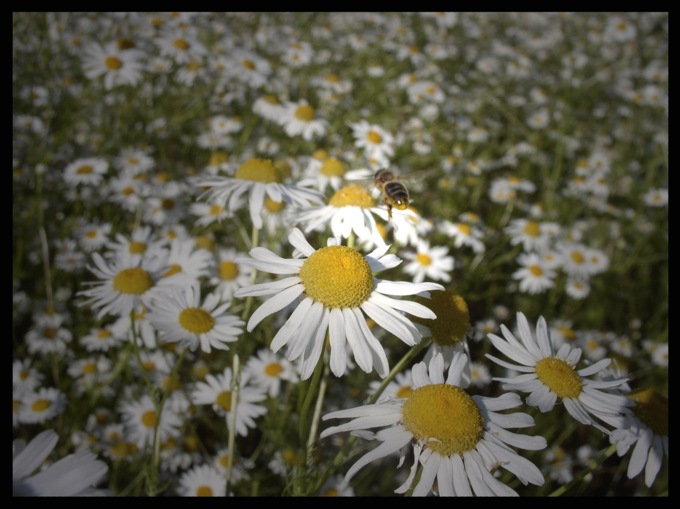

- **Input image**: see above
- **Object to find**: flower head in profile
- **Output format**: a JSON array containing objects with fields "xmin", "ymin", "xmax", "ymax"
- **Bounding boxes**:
[
  {"xmin": 194, "ymin": 158, "xmax": 324, "ymax": 230},
  {"xmin": 321, "ymin": 352, "xmax": 547, "ymax": 496},
  {"xmin": 234, "ymin": 228, "xmax": 444, "ymax": 379},
  {"xmin": 486, "ymin": 312, "xmax": 633, "ymax": 434},
  {"xmin": 610, "ymin": 388, "xmax": 668, "ymax": 488}
]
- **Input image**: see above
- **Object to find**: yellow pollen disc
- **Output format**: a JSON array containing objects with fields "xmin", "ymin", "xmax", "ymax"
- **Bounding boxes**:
[
  {"xmin": 329, "ymin": 184, "xmax": 375, "ymax": 209},
  {"xmin": 265, "ymin": 362, "xmax": 283, "ymax": 377},
  {"xmin": 413, "ymin": 291, "xmax": 470, "ymax": 346},
  {"xmin": 558, "ymin": 326, "xmax": 576, "ymax": 341},
  {"xmin": 216, "ymin": 390, "xmax": 232, "ymax": 411},
  {"xmin": 162, "ymin": 375, "xmax": 181, "ymax": 392},
  {"xmin": 117, "ymin": 38, "xmax": 135, "ymax": 50},
  {"xmin": 31, "ymin": 399, "xmax": 52, "ymax": 412},
  {"xmin": 209, "ymin": 204, "xmax": 224, "ymax": 216},
  {"xmin": 43, "ymin": 327, "xmax": 56, "ymax": 339},
  {"xmin": 142, "ymin": 360, "xmax": 156, "ymax": 372},
  {"xmin": 299, "ymin": 246, "xmax": 374, "ymax": 309},
  {"xmin": 529, "ymin": 265, "xmax": 544, "ymax": 277},
  {"xmin": 523, "ymin": 221, "xmax": 541, "ymax": 237},
  {"xmin": 185, "ymin": 436, "xmax": 199, "ymax": 452},
  {"xmin": 323, "ymin": 488, "xmax": 339, "ymax": 496},
  {"xmin": 209, "ymin": 151, "xmax": 228, "ymax": 166},
  {"xmin": 128, "ymin": 241, "xmax": 147, "ymax": 254},
  {"xmin": 109, "ymin": 442, "xmax": 131, "ymax": 459},
  {"xmin": 367, "ymin": 130, "xmax": 383, "ymax": 144},
  {"xmin": 416, "ymin": 253, "xmax": 432, "ymax": 267},
  {"xmin": 141, "ymin": 410, "xmax": 157, "ymax": 428},
  {"xmin": 396, "ymin": 386, "xmax": 413, "ymax": 399},
  {"xmin": 179, "ymin": 307, "xmax": 214, "ymax": 334},
  {"xmin": 195, "ymin": 235, "xmax": 214, "ymax": 251},
  {"xmin": 570, "ymin": 251, "xmax": 585, "ymax": 264},
  {"xmin": 534, "ymin": 357, "xmax": 582, "ymax": 398},
  {"xmin": 219, "ymin": 260, "xmax": 239, "ymax": 281},
  {"xmin": 264, "ymin": 197, "xmax": 285, "ymax": 213},
  {"xmin": 173, "ymin": 38, "xmax": 190, "ymax": 51},
  {"xmin": 456, "ymin": 223, "xmax": 471, "ymax": 236},
  {"xmin": 76, "ymin": 164, "xmax": 94, "ymax": 175},
  {"xmin": 82, "ymin": 362, "xmax": 97, "ymax": 374},
  {"xmin": 282, "ymin": 449, "xmax": 301, "ymax": 465},
  {"xmin": 294, "ymin": 104, "xmax": 315, "ymax": 121},
  {"xmin": 161, "ymin": 198, "xmax": 175, "ymax": 210},
  {"xmin": 104, "ymin": 56, "xmax": 123, "ymax": 70},
  {"xmin": 263, "ymin": 94, "xmax": 280, "ymax": 105},
  {"xmin": 402, "ymin": 384, "xmax": 483, "ymax": 457},
  {"xmin": 163, "ymin": 263, "xmax": 183, "ymax": 278},
  {"xmin": 320, "ymin": 158, "xmax": 346, "ymax": 177},
  {"xmin": 325, "ymin": 73, "xmax": 341, "ymax": 83},
  {"xmin": 628, "ymin": 389, "xmax": 668, "ymax": 437},
  {"xmin": 19, "ymin": 370, "xmax": 29, "ymax": 380},
  {"xmin": 242, "ymin": 59, "xmax": 255, "ymax": 70},
  {"xmin": 112, "ymin": 267, "xmax": 153, "ymax": 295},
  {"xmin": 196, "ymin": 486, "xmax": 213, "ymax": 497},
  {"xmin": 312, "ymin": 149, "xmax": 329, "ymax": 161},
  {"xmin": 235, "ymin": 158, "xmax": 282, "ymax": 183},
  {"xmin": 85, "ymin": 230, "xmax": 97, "ymax": 239}
]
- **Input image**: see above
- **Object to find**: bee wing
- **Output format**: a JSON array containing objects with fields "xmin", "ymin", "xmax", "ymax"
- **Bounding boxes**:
[{"xmin": 398, "ymin": 169, "xmax": 438, "ymax": 189}]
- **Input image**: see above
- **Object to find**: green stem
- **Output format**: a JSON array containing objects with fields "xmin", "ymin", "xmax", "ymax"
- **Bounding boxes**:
[
  {"xmin": 306, "ymin": 350, "xmax": 330, "ymax": 465},
  {"xmin": 299, "ymin": 349, "xmax": 326, "ymax": 464},
  {"xmin": 226, "ymin": 353, "xmax": 241, "ymax": 495}
]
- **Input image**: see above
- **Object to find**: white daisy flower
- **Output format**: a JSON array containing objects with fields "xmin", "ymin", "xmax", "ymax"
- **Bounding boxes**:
[
  {"xmin": 512, "ymin": 252, "xmax": 557, "ymax": 295},
  {"xmin": 280, "ymin": 100, "xmax": 329, "ymax": 141},
  {"xmin": 64, "ymin": 157, "xmax": 109, "ymax": 187},
  {"xmin": 349, "ymin": 120, "xmax": 395, "ymax": 163},
  {"xmin": 321, "ymin": 352, "xmax": 547, "ymax": 496},
  {"xmin": 191, "ymin": 367, "xmax": 267, "ymax": 437},
  {"xmin": 243, "ymin": 349, "xmax": 299, "ymax": 398},
  {"xmin": 194, "ymin": 158, "xmax": 324, "ymax": 230},
  {"xmin": 147, "ymin": 283, "xmax": 244, "ymax": 353},
  {"xmin": 177, "ymin": 464, "xmax": 226, "ymax": 497},
  {"xmin": 486, "ymin": 312, "xmax": 633, "ymax": 434},
  {"xmin": 401, "ymin": 240, "xmax": 454, "ymax": 284},
  {"xmin": 81, "ymin": 41, "xmax": 144, "ymax": 90},
  {"xmin": 610, "ymin": 388, "xmax": 668, "ymax": 488},
  {"xmin": 209, "ymin": 247, "xmax": 254, "ymax": 305},
  {"xmin": 439, "ymin": 220, "xmax": 486, "ymax": 254},
  {"xmin": 234, "ymin": 228, "xmax": 444, "ymax": 380},
  {"xmin": 120, "ymin": 394, "xmax": 182, "ymax": 448},
  {"xmin": 504, "ymin": 218, "xmax": 560, "ymax": 252},
  {"xmin": 19, "ymin": 387, "xmax": 67, "ymax": 424}
]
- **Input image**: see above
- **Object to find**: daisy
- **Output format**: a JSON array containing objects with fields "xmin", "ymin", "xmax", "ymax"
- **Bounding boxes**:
[
  {"xmin": 78, "ymin": 222, "xmax": 112, "ymax": 252},
  {"xmin": 177, "ymin": 464, "xmax": 226, "ymax": 497},
  {"xmin": 191, "ymin": 367, "xmax": 267, "ymax": 437},
  {"xmin": 111, "ymin": 305, "xmax": 159, "ymax": 350},
  {"xmin": 610, "ymin": 388, "xmax": 668, "ymax": 488},
  {"xmin": 228, "ymin": 49, "xmax": 272, "ymax": 88},
  {"xmin": 13, "ymin": 429, "xmax": 109, "ymax": 496},
  {"xmin": 643, "ymin": 187, "xmax": 668, "ymax": 207},
  {"xmin": 78, "ymin": 249, "xmax": 177, "ymax": 320},
  {"xmin": 504, "ymin": 218, "xmax": 560, "ymax": 252},
  {"xmin": 119, "ymin": 394, "xmax": 182, "ymax": 448},
  {"xmin": 81, "ymin": 41, "xmax": 144, "ymax": 90},
  {"xmin": 158, "ymin": 237, "xmax": 214, "ymax": 285},
  {"xmin": 512, "ymin": 252, "xmax": 557, "ymax": 295},
  {"xmin": 105, "ymin": 172, "xmax": 150, "ymax": 212},
  {"xmin": 234, "ymin": 228, "xmax": 444, "ymax": 380},
  {"xmin": 155, "ymin": 30, "xmax": 207, "ymax": 64},
  {"xmin": 566, "ymin": 277, "xmax": 591, "ymax": 300},
  {"xmin": 303, "ymin": 155, "xmax": 350, "ymax": 194},
  {"xmin": 321, "ymin": 352, "xmax": 547, "ymax": 496},
  {"xmin": 243, "ymin": 348, "xmax": 299, "ymax": 398},
  {"xmin": 113, "ymin": 147, "xmax": 156, "ymax": 174},
  {"xmin": 25, "ymin": 312, "xmax": 73, "ymax": 356},
  {"xmin": 208, "ymin": 247, "xmax": 254, "ymax": 305},
  {"xmin": 63, "ymin": 157, "xmax": 109, "ymax": 187},
  {"xmin": 19, "ymin": 387, "xmax": 67, "ymax": 424},
  {"xmin": 214, "ymin": 446, "xmax": 255, "ymax": 483},
  {"xmin": 349, "ymin": 120, "xmax": 395, "ymax": 163},
  {"xmin": 190, "ymin": 199, "xmax": 237, "ymax": 227},
  {"xmin": 194, "ymin": 158, "xmax": 324, "ymax": 230},
  {"xmin": 147, "ymin": 283, "xmax": 244, "ymax": 353},
  {"xmin": 290, "ymin": 183, "xmax": 387, "ymax": 249},
  {"xmin": 13, "ymin": 359, "xmax": 43, "ymax": 392},
  {"xmin": 401, "ymin": 240, "xmax": 454, "ymax": 284},
  {"xmin": 280, "ymin": 99, "xmax": 329, "ymax": 141},
  {"xmin": 558, "ymin": 242, "xmax": 594, "ymax": 279},
  {"xmin": 439, "ymin": 220, "xmax": 486, "ymax": 254},
  {"xmin": 319, "ymin": 474, "xmax": 355, "ymax": 496},
  {"xmin": 369, "ymin": 370, "xmax": 414, "ymax": 401},
  {"xmin": 253, "ymin": 94, "xmax": 286, "ymax": 122},
  {"xmin": 66, "ymin": 356, "xmax": 113, "ymax": 394},
  {"xmin": 485, "ymin": 312, "xmax": 632, "ymax": 434}
]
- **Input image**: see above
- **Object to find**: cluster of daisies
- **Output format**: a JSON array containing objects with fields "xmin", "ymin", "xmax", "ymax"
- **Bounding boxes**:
[{"xmin": 13, "ymin": 12, "xmax": 666, "ymax": 496}]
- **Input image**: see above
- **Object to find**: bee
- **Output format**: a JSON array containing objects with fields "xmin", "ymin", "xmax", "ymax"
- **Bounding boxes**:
[{"xmin": 373, "ymin": 168, "xmax": 410, "ymax": 219}]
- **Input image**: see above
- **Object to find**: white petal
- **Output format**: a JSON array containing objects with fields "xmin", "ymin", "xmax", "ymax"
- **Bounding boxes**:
[{"xmin": 247, "ymin": 284, "xmax": 304, "ymax": 331}]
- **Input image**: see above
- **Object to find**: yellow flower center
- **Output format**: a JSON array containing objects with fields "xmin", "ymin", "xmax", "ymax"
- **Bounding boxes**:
[
  {"xmin": 141, "ymin": 410, "xmax": 157, "ymax": 428},
  {"xmin": 209, "ymin": 204, "xmax": 224, "ymax": 216},
  {"xmin": 367, "ymin": 130, "xmax": 383, "ymax": 144},
  {"xmin": 294, "ymin": 104, "xmax": 315, "ymax": 121},
  {"xmin": 312, "ymin": 149, "xmax": 329, "ymax": 161},
  {"xmin": 104, "ymin": 56, "xmax": 123, "ymax": 70},
  {"xmin": 85, "ymin": 229, "xmax": 98, "ymax": 239},
  {"xmin": 265, "ymin": 362, "xmax": 284, "ymax": 378},
  {"xmin": 179, "ymin": 307, "xmax": 215, "ymax": 334},
  {"xmin": 76, "ymin": 164, "xmax": 94, "ymax": 175},
  {"xmin": 162, "ymin": 263, "xmax": 183, "ymax": 277},
  {"xmin": 325, "ymin": 73, "xmax": 341, "ymax": 83},
  {"xmin": 31, "ymin": 399, "xmax": 52, "ymax": 413},
  {"xmin": 43, "ymin": 327, "xmax": 56, "ymax": 339},
  {"xmin": 396, "ymin": 386, "xmax": 413, "ymax": 399},
  {"xmin": 299, "ymin": 246, "xmax": 374, "ymax": 309},
  {"xmin": 402, "ymin": 384, "xmax": 483, "ymax": 456},
  {"xmin": 219, "ymin": 260, "xmax": 239, "ymax": 281},
  {"xmin": 328, "ymin": 184, "xmax": 375, "ymax": 209},
  {"xmin": 412, "ymin": 291, "xmax": 470, "ymax": 346},
  {"xmin": 242, "ymin": 58, "xmax": 255, "ymax": 70},
  {"xmin": 320, "ymin": 158, "xmax": 346, "ymax": 177},
  {"xmin": 82, "ymin": 362, "xmax": 97, "ymax": 374},
  {"xmin": 117, "ymin": 38, "xmax": 135, "ymax": 50},
  {"xmin": 112, "ymin": 267, "xmax": 153, "ymax": 295},
  {"xmin": 263, "ymin": 94, "xmax": 281, "ymax": 105},
  {"xmin": 196, "ymin": 486, "xmax": 214, "ymax": 497},
  {"xmin": 570, "ymin": 250, "xmax": 585, "ymax": 264},
  {"xmin": 456, "ymin": 222, "xmax": 471, "ymax": 236},
  {"xmin": 628, "ymin": 389, "xmax": 668, "ymax": 437},
  {"xmin": 128, "ymin": 241, "xmax": 147, "ymax": 254},
  {"xmin": 216, "ymin": 390, "xmax": 232, "ymax": 411},
  {"xmin": 195, "ymin": 235, "xmax": 214, "ymax": 251},
  {"xmin": 19, "ymin": 370, "xmax": 29, "ymax": 381},
  {"xmin": 173, "ymin": 38, "xmax": 190, "ymax": 51},
  {"xmin": 529, "ymin": 265, "xmax": 544, "ymax": 277},
  {"xmin": 235, "ymin": 158, "xmax": 282, "ymax": 183},
  {"xmin": 534, "ymin": 357, "xmax": 583, "ymax": 398},
  {"xmin": 323, "ymin": 487, "xmax": 339, "ymax": 496},
  {"xmin": 416, "ymin": 253, "xmax": 432, "ymax": 267},
  {"xmin": 523, "ymin": 221, "xmax": 540, "ymax": 237},
  {"xmin": 557, "ymin": 326, "xmax": 577, "ymax": 341},
  {"xmin": 264, "ymin": 197, "xmax": 285, "ymax": 213},
  {"xmin": 161, "ymin": 198, "xmax": 175, "ymax": 210}
]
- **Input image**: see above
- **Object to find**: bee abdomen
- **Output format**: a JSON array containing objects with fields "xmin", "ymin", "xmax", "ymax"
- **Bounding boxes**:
[{"xmin": 384, "ymin": 181, "xmax": 409, "ymax": 207}]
